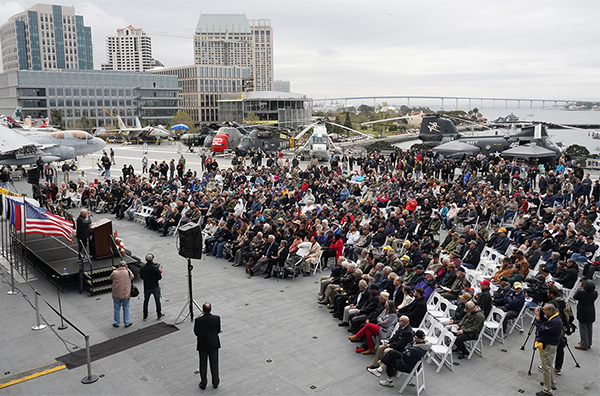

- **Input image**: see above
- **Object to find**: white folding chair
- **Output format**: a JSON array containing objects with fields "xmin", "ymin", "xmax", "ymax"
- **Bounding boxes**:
[
  {"xmin": 482, "ymin": 306, "xmax": 507, "ymax": 346},
  {"xmin": 465, "ymin": 328, "xmax": 485, "ymax": 359},
  {"xmin": 312, "ymin": 251, "xmax": 324, "ymax": 276},
  {"xmin": 396, "ymin": 359, "xmax": 426, "ymax": 396},
  {"xmin": 425, "ymin": 321, "xmax": 445, "ymax": 346},
  {"xmin": 428, "ymin": 329, "xmax": 456, "ymax": 373},
  {"xmin": 413, "ymin": 313, "xmax": 436, "ymax": 337},
  {"xmin": 508, "ymin": 302, "xmax": 529, "ymax": 335}
]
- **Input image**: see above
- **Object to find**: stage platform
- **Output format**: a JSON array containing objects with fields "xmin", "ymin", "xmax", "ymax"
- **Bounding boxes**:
[{"xmin": 14, "ymin": 233, "xmax": 141, "ymax": 294}]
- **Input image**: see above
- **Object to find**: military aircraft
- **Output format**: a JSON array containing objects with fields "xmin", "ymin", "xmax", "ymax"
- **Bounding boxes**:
[
  {"xmin": 364, "ymin": 114, "xmax": 562, "ymax": 158},
  {"xmin": 179, "ymin": 123, "xmax": 220, "ymax": 148},
  {"xmin": 234, "ymin": 128, "xmax": 290, "ymax": 156},
  {"xmin": 417, "ymin": 115, "xmax": 562, "ymax": 158},
  {"xmin": 0, "ymin": 123, "xmax": 106, "ymax": 166},
  {"xmin": 294, "ymin": 119, "xmax": 373, "ymax": 161},
  {"xmin": 95, "ymin": 116, "xmax": 170, "ymax": 141},
  {"xmin": 203, "ymin": 122, "xmax": 291, "ymax": 155}
]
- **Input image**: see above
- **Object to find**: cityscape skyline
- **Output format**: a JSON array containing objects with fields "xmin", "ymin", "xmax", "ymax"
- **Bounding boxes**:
[{"xmin": 0, "ymin": 0, "xmax": 598, "ymax": 102}]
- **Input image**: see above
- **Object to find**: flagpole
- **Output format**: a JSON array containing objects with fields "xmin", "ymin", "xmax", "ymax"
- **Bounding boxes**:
[
  {"xmin": 22, "ymin": 196, "xmax": 28, "ymax": 280},
  {"xmin": 6, "ymin": 195, "xmax": 18, "ymax": 295}
]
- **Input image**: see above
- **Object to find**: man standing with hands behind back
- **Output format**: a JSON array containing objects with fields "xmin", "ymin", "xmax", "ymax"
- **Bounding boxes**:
[
  {"xmin": 194, "ymin": 302, "xmax": 221, "ymax": 390},
  {"xmin": 76, "ymin": 209, "xmax": 92, "ymax": 260}
]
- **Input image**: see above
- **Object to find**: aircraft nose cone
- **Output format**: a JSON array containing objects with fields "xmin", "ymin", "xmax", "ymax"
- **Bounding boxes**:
[{"xmin": 95, "ymin": 137, "xmax": 106, "ymax": 150}]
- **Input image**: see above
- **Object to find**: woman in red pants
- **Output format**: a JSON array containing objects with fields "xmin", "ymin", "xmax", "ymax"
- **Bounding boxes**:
[{"xmin": 348, "ymin": 301, "xmax": 397, "ymax": 354}]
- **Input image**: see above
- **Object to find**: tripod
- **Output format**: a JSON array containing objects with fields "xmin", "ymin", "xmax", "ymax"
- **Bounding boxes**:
[
  {"xmin": 174, "ymin": 258, "xmax": 202, "ymax": 325},
  {"xmin": 521, "ymin": 318, "xmax": 538, "ymax": 375}
]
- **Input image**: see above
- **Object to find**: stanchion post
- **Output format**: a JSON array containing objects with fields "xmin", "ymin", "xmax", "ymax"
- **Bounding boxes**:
[
  {"xmin": 31, "ymin": 290, "xmax": 47, "ymax": 331},
  {"xmin": 7, "ymin": 257, "xmax": 19, "ymax": 295},
  {"xmin": 81, "ymin": 335, "xmax": 98, "ymax": 384}
]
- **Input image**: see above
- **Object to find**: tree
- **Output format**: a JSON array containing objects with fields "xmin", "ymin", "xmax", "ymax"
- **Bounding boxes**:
[
  {"xmin": 244, "ymin": 111, "xmax": 260, "ymax": 124},
  {"xmin": 343, "ymin": 111, "xmax": 353, "ymax": 136},
  {"xmin": 50, "ymin": 109, "xmax": 65, "ymax": 130},
  {"xmin": 77, "ymin": 116, "xmax": 94, "ymax": 132},
  {"xmin": 358, "ymin": 104, "xmax": 375, "ymax": 118},
  {"xmin": 169, "ymin": 110, "xmax": 198, "ymax": 134}
]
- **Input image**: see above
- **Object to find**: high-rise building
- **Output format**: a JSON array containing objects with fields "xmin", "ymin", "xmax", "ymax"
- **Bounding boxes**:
[
  {"xmin": 274, "ymin": 80, "xmax": 290, "ymax": 92},
  {"xmin": 101, "ymin": 25, "xmax": 154, "ymax": 72},
  {"xmin": 194, "ymin": 14, "xmax": 273, "ymax": 92},
  {"xmin": 248, "ymin": 19, "xmax": 273, "ymax": 92},
  {"xmin": 0, "ymin": 4, "xmax": 93, "ymax": 72}
]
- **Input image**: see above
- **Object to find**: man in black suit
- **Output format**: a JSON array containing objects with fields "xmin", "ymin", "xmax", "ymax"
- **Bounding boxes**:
[
  {"xmin": 249, "ymin": 235, "xmax": 279, "ymax": 278},
  {"xmin": 76, "ymin": 209, "xmax": 92, "ymax": 260},
  {"xmin": 462, "ymin": 240, "xmax": 481, "ymax": 270},
  {"xmin": 194, "ymin": 302, "xmax": 221, "ymax": 390},
  {"xmin": 367, "ymin": 315, "xmax": 413, "ymax": 374}
]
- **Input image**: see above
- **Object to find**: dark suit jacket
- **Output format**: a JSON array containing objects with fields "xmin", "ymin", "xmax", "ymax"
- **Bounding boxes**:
[
  {"xmin": 389, "ymin": 324, "xmax": 414, "ymax": 351},
  {"xmin": 463, "ymin": 248, "xmax": 480, "ymax": 268},
  {"xmin": 398, "ymin": 297, "xmax": 427, "ymax": 327},
  {"xmin": 194, "ymin": 313, "xmax": 221, "ymax": 352},
  {"xmin": 76, "ymin": 215, "xmax": 92, "ymax": 239}
]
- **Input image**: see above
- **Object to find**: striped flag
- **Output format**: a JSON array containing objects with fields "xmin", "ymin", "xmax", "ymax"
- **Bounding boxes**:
[{"xmin": 24, "ymin": 201, "xmax": 74, "ymax": 242}]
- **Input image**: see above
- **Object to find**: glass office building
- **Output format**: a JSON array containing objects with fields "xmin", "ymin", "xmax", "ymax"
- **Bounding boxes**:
[
  {"xmin": 0, "ymin": 4, "xmax": 93, "ymax": 72},
  {"xmin": 0, "ymin": 69, "xmax": 180, "ymax": 128},
  {"xmin": 152, "ymin": 64, "xmax": 249, "ymax": 124}
]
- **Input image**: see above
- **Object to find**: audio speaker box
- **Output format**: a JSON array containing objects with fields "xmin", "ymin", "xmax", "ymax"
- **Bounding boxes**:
[{"xmin": 178, "ymin": 222, "xmax": 203, "ymax": 259}]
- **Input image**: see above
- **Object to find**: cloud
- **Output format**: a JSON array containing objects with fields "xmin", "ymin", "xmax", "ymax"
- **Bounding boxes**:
[{"xmin": 0, "ymin": 0, "xmax": 598, "ymax": 101}]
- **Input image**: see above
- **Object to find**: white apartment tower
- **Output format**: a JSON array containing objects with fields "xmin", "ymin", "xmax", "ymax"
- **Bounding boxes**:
[
  {"xmin": 101, "ymin": 25, "xmax": 153, "ymax": 72},
  {"xmin": 194, "ymin": 14, "xmax": 273, "ymax": 91},
  {"xmin": 0, "ymin": 4, "xmax": 93, "ymax": 71}
]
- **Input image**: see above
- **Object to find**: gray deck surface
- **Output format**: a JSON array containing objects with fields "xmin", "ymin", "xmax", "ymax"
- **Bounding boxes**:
[{"xmin": 0, "ymin": 143, "xmax": 598, "ymax": 395}]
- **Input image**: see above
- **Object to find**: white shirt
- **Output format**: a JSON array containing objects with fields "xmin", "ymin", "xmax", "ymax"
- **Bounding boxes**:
[{"xmin": 297, "ymin": 241, "xmax": 312, "ymax": 257}]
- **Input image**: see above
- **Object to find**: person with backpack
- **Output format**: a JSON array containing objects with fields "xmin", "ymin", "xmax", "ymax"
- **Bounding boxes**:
[{"xmin": 572, "ymin": 280, "xmax": 597, "ymax": 351}]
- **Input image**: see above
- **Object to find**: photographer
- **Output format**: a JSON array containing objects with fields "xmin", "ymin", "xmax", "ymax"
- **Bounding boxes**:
[
  {"xmin": 524, "ymin": 273, "xmax": 550, "ymax": 309},
  {"xmin": 139, "ymin": 254, "xmax": 164, "ymax": 321},
  {"xmin": 538, "ymin": 286, "xmax": 575, "ymax": 376},
  {"xmin": 534, "ymin": 304, "xmax": 562, "ymax": 396}
]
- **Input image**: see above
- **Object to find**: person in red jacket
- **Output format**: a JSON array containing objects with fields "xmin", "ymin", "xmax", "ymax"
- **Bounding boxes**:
[{"xmin": 321, "ymin": 234, "xmax": 344, "ymax": 268}]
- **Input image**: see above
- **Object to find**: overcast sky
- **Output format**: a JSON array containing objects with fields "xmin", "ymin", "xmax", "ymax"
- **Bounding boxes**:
[{"xmin": 1, "ymin": 0, "xmax": 599, "ymax": 101}]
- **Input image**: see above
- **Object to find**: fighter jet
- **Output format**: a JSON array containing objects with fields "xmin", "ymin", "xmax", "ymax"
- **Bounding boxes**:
[
  {"xmin": 95, "ymin": 116, "xmax": 170, "ymax": 141},
  {"xmin": 0, "ymin": 124, "xmax": 106, "ymax": 166}
]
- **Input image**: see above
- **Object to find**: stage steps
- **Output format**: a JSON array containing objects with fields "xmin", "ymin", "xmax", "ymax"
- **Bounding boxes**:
[{"xmin": 84, "ymin": 266, "xmax": 115, "ymax": 296}]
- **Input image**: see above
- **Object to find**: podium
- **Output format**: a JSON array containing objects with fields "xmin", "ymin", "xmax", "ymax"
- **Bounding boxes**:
[{"xmin": 90, "ymin": 218, "xmax": 113, "ymax": 259}]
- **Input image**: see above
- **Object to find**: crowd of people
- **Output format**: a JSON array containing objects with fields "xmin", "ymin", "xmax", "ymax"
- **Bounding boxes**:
[{"xmin": 30, "ymin": 144, "xmax": 599, "ymax": 393}]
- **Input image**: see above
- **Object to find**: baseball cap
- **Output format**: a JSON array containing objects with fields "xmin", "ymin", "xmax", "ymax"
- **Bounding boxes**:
[
  {"xmin": 369, "ymin": 283, "xmax": 380, "ymax": 291},
  {"xmin": 425, "ymin": 270, "xmax": 435, "ymax": 276},
  {"xmin": 500, "ymin": 276, "xmax": 510, "ymax": 282},
  {"xmin": 414, "ymin": 330, "xmax": 426, "ymax": 341},
  {"xmin": 479, "ymin": 279, "xmax": 491, "ymax": 287},
  {"xmin": 465, "ymin": 301, "xmax": 476, "ymax": 310},
  {"xmin": 513, "ymin": 282, "xmax": 523, "ymax": 289},
  {"xmin": 401, "ymin": 255, "xmax": 411, "ymax": 261}
]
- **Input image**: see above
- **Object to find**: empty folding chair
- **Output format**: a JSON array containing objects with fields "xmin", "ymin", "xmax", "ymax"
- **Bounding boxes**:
[
  {"xmin": 428, "ymin": 329, "xmax": 456, "ymax": 373},
  {"xmin": 413, "ymin": 313, "xmax": 436, "ymax": 337},
  {"xmin": 429, "ymin": 297, "xmax": 454, "ymax": 320},
  {"xmin": 482, "ymin": 306, "xmax": 507, "ymax": 346}
]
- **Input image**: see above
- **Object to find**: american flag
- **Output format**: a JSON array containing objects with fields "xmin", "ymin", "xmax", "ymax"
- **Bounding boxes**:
[{"xmin": 24, "ymin": 201, "xmax": 74, "ymax": 242}]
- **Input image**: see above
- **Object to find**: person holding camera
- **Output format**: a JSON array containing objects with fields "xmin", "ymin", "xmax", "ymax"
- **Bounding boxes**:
[
  {"xmin": 140, "ymin": 253, "xmax": 164, "ymax": 321},
  {"xmin": 534, "ymin": 303, "xmax": 563, "ymax": 396}
]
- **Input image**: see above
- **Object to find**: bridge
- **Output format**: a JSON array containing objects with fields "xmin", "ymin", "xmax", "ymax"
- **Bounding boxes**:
[{"xmin": 313, "ymin": 95, "xmax": 590, "ymax": 110}]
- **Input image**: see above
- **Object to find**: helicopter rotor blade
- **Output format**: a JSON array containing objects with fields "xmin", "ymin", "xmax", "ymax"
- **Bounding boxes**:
[{"xmin": 326, "ymin": 121, "xmax": 373, "ymax": 139}]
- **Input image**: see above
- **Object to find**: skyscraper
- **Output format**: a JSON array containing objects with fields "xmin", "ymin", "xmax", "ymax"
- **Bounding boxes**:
[
  {"xmin": 194, "ymin": 14, "xmax": 273, "ymax": 92},
  {"xmin": 0, "ymin": 4, "xmax": 93, "ymax": 71},
  {"xmin": 101, "ymin": 25, "xmax": 154, "ymax": 72}
]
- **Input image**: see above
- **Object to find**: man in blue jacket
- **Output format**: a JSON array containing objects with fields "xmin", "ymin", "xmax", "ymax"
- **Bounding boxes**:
[
  {"xmin": 500, "ymin": 282, "xmax": 525, "ymax": 334},
  {"xmin": 535, "ymin": 303, "xmax": 563, "ymax": 396},
  {"xmin": 493, "ymin": 228, "xmax": 511, "ymax": 255}
]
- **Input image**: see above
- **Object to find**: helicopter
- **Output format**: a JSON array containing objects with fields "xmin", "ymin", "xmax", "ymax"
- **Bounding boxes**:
[
  {"xmin": 363, "ymin": 114, "xmax": 563, "ymax": 158},
  {"xmin": 294, "ymin": 119, "xmax": 373, "ymax": 161}
]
